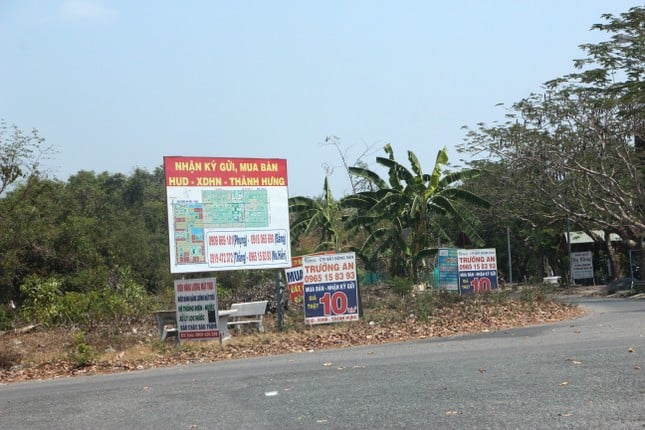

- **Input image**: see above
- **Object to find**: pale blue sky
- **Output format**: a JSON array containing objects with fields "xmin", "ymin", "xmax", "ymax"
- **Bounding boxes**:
[{"xmin": 1, "ymin": 1, "xmax": 641, "ymax": 197}]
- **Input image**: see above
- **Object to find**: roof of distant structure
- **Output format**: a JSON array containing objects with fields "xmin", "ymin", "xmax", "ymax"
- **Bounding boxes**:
[{"xmin": 564, "ymin": 230, "xmax": 622, "ymax": 244}]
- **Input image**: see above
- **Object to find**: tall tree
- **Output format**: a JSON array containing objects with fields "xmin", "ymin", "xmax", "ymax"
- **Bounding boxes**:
[
  {"xmin": 462, "ymin": 159, "xmax": 568, "ymax": 282},
  {"xmin": 460, "ymin": 6, "xmax": 645, "ymax": 279},
  {"xmin": 0, "ymin": 177, "xmax": 66, "ymax": 302},
  {"xmin": 0, "ymin": 167, "xmax": 173, "ymax": 304}
]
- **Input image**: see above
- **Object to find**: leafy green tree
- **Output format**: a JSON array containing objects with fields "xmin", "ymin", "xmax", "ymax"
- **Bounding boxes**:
[
  {"xmin": 0, "ymin": 119, "xmax": 53, "ymax": 198},
  {"xmin": 0, "ymin": 120, "xmax": 55, "ymax": 302},
  {"xmin": 0, "ymin": 166, "xmax": 173, "ymax": 306},
  {"xmin": 343, "ymin": 144, "xmax": 489, "ymax": 282},
  {"xmin": 462, "ymin": 159, "xmax": 568, "ymax": 283},
  {"xmin": 0, "ymin": 177, "xmax": 67, "ymax": 302},
  {"xmin": 460, "ymin": 6, "xmax": 644, "ymax": 279}
]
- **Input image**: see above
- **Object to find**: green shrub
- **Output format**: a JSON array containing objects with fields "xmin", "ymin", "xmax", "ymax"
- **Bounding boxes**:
[
  {"xmin": 0, "ymin": 307, "xmax": 14, "ymax": 331},
  {"xmin": 491, "ymin": 288, "xmax": 511, "ymax": 303},
  {"xmin": 522, "ymin": 284, "xmax": 553, "ymax": 303},
  {"xmin": 67, "ymin": 332, "xmax": 98, "ymax": 368},
  {"xmin": 392, "ymin": 276, "xmax": 413, "ymax": 297},
  {"xmin": 19, "ymin": 275, "xmax": 63, "ymax": 326},
  {"xmin": 414, "ymin": 292, "xmax": 434, "ymax": 320},
  {"xmin": 19, "ymin": 269, "xmax": 153, "ymax": 329},
  {"xmin": 61, "ymin": 267, "xmax": 110, "ymax": 293}
]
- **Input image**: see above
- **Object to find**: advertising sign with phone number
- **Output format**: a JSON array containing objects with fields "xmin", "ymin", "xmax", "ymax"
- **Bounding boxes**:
[
  {"xmin": 457, "ymin": 248, "xmax": 499, "ymax": 295},
  {"xmin": 303, "ymin": 252, "xmax": 359, "ymax": 325},
  {"xmin": 174, "ymin": 277, "xmax": 220, "ymax": 341}
]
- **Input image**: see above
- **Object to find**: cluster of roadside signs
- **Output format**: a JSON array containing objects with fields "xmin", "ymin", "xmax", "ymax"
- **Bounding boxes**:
[
  {"xmin": 164, "ymin": 156, "xmax": 293, "ymax": 342},
  {"xmin": 163, "ymin": 154, "xmax": 504, "ymax": 338},
  {"xmin": 163, "ymin": 155, "xmax": 362, "ymax": 334},
  {"xmin": 437, "ymin": 248, "xmax": 499, "ymax": 294},
  {"xmin": 288, "ymin": 248, "xmax": 501, "ymax": 325}
]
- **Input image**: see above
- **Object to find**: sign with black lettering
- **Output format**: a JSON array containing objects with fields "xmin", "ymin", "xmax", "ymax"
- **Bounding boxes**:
[{"xmin": 174, "ymin": 278, "xmax": 219, "ymax": 341}]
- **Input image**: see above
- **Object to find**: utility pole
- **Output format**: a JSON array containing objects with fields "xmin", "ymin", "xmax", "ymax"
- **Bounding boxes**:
[
  {"xmin": 566, "ymin": 216, "xmax": 574, "ymax": 286},
  {"xmin": 506, "ymin": 227, "xmax": 512, "ymax": 284}
]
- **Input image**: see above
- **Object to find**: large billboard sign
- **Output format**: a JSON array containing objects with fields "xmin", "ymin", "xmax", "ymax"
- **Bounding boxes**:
[
  {"xmin": 458, "ymin": 248, "xmax": 499, "ymax": 294},
  {"xmin": 164, "ymin": 156, "xmax": 291, "ymax": 273},
  {"xmin": 303, "ymin": 252, "xmax": 359, "ymax": 325}
]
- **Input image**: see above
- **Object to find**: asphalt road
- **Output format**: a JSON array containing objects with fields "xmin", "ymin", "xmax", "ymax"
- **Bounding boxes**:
[{"xmin": 1, "ymin": 297, "xmax": 643, "ymax": 430}]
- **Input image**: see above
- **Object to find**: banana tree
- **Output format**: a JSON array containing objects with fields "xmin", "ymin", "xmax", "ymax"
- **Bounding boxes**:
[
  {"xmin": 343, "ymin": 144, "xmax": 489, "ymax": 282},
  {"xmin": 289, "ymin": 177, "xmax": 344, "ymax": 252}
]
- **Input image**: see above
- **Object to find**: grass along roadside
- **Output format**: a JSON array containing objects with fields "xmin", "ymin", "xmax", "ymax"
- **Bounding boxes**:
[{"xmin": 0, "ymin": 286, "xmax": 584, "ymax": 384}]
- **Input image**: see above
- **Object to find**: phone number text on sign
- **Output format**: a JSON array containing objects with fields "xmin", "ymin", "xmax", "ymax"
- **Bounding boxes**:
[
  {"xmin": 204, "ymin": 229, "xmax": 289, "ymax": 269},
  {"xmin": 303, "ymin": 252, "xmax": 360, "ymax": 325}
]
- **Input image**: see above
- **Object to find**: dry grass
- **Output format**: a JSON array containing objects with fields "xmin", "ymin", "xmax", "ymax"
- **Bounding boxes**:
[{"xmin": 0, "ymin": 286, "xmax": 586, "ymax": 384}]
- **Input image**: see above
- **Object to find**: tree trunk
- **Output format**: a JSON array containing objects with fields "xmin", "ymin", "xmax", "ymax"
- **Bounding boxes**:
[{"xmin": 602, "ymin": 238, "xmax": 622, "ymax": 280}]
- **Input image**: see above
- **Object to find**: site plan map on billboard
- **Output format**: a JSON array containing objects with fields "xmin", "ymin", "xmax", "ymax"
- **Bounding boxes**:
[{"xmin": 164, "ymin": 156, "xmax": 291, "ymax": 273}]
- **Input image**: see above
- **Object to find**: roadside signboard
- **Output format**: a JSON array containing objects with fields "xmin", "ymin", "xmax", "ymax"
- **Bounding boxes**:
[
  {"xmin": 303, "ymin": 252, "xmax": 359, "ymax": 324},
  {"xmin": 571, "ymin": 251, "xmax": 594, "ymax": 280},
  {"xmin": 174, "ymin": 278, "xmax": 219, "ymax": 341},
  {"xmin": 286, "ymin": 252, "xmax": 336, "ymax": 305},
  {"xmin": 458, "ymin": 248, "xmax": 499, "ymax": 294},
  {"xmin": 285, "ymin": 259, "xmax": 304, "ymax": 305},
  {"xmin": 437, "ymin": 248, "xmax": 459, "ymax": 291},
  {"xmin": 164, "ymin": 156, "xmax": 291, "ymax": 273}
]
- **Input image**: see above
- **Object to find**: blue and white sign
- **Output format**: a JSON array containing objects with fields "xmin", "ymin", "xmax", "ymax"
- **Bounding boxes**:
[{"xmin": 303, "ymin": 252, "xmax": 359, "ymax": 325}]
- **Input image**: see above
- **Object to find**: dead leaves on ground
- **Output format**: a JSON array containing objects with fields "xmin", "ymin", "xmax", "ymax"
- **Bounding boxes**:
[{"xmin": 0, "ymin": 295, "xmax": 585, "ymax": 383}]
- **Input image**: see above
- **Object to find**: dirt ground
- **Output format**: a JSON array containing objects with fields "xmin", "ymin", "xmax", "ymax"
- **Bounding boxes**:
[{"xmin": 0, "ymin": 284, "xmax": 624, "ymax": 384}]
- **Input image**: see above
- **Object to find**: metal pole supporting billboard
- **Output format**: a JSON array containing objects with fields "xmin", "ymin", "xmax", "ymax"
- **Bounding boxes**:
[
  {"xmin": 275, "ymin": 270, "xmax": 284, "ymax": 330},
  {"xmin": 567, "ymin": 217, "xmax": 574, "ymax": 286}
]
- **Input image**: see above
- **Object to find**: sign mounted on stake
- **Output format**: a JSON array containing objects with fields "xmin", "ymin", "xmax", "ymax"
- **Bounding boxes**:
[
  {"xmin": 174, "ymin": 278, "xmax": 219, "ymax": 342},
  {"xmin": 164, "ymin": 156, "xmax": 291, "ymax": 273},
  {"xmin": 285, "ymin": 264, "xmax": 304, "ymax": 305},
  {"xmin": 571, "ymin": 251, "xmax": 594, "ymax": 280},
  {"xmin": 286, "ymin": 252, "xmax": 336, "ymax": 305},
  {"xmin": 303, "ymin": 252, "xmax": 359, "ymax": 325},
  {"xmin": 437, "ymin": 248, "xmax": 459, "ymax": 291},
  {"xmin": 458, "ymin": 248, "xmax": 499, "ymax": 294}
]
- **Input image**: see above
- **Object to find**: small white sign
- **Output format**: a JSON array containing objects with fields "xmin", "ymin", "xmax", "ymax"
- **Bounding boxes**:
[{"xmin": 571, "ymin": 251, "xmax": 594, "ymax": 280}]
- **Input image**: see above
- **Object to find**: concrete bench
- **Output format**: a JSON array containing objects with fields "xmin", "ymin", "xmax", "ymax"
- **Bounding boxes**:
[
  {"xmin": 227, "ymin": 301, "xmax": 268, "ymax": 333},
  {"xmin": 154, "ymin": 310, "xmax": 178, "ymax": 341},
  {"xmin": 542, "ymin": 276, "xmax": 561, "ymax": 284}
]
